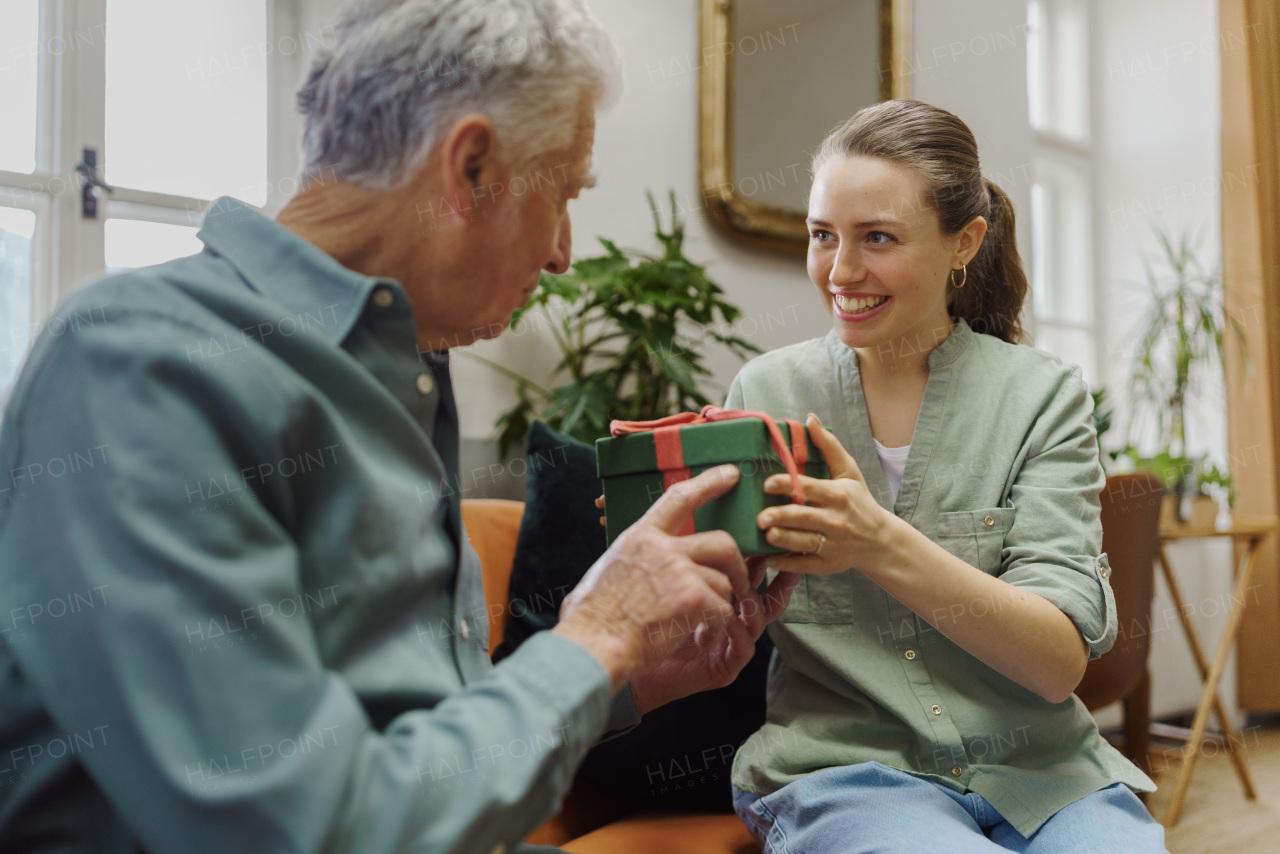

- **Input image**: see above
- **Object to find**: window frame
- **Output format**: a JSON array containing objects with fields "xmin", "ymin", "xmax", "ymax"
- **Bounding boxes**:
[
  {"xmin": 0, "ymin": 0, "xmax": 306, "ymax": 357},
  {"xmin": 1026, "ymin": 0, "xmax": 1100, "ymax": 385}
]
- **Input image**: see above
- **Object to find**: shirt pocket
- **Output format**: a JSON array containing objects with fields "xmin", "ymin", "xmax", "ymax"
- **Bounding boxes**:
[
  {"xmin": 780, "ymin": 572, "xmax": 858, "ymax": 624},
  {"xmin": 935, "ymin": 508, "xmax": 1017, "ymax": 574}
]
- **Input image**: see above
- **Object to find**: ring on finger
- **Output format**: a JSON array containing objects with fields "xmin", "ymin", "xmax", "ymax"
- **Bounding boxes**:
[{"xmin": 813, "ymin": 533, "xmax": 826, "ymax": 556}]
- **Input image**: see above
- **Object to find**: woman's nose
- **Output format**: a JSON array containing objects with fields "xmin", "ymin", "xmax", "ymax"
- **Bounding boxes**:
[{"xmin": 830, "ymin": 246, "xmax": 867, "ymax": 285}]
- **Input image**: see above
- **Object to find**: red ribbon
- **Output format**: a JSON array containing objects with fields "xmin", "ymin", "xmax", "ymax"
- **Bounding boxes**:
[{"xmin": 610, "ymin": 405, "xmax": 808, "ymax": 505}]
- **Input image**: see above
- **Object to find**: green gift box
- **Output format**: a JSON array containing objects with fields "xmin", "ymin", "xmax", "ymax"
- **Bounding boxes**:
[{"xmin": 595, "ymin": 415, "xmax": 829, "ymax": 555}]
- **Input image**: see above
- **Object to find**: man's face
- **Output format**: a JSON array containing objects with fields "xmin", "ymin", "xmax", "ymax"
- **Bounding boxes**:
[{"xmin": 440, "ymin": 111, "xmax": 596, "ymax": 349}]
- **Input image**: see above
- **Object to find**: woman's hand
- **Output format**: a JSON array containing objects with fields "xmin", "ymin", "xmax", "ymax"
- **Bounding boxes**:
[
  {"xmin": 759, "ymin": 414, "xmax": 1088, "ymax": 702},
  {"xmin": 756, "ymin": 413, "xmax": 900, "ymax": 575}
]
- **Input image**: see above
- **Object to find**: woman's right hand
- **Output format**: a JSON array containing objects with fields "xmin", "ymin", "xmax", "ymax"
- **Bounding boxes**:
[{"xmin": 754, "ymin": 413, "xmax": 902, "ymax": 575}]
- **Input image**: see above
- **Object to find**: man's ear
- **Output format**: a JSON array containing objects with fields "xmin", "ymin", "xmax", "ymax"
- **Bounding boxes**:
[{"xmin": 439, "ymin": 113, "xmax": 503, "ymax": 202}]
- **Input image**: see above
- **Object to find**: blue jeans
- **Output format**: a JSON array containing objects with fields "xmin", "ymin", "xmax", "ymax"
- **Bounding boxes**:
[{"xmin": 733, "ymin": 763, "xmax": 1168, "ymax": 853}]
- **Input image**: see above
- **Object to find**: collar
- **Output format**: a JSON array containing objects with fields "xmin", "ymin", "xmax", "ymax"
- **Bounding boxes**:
[
  {"xmin": 197, "ymin": 196, "xmax": 404, "ymax": 346},
  {"xmin": 925, "ymin": 316, "xmax": 974, "ymax": 369},
  {"xmin": 827, "ymin": 315, "xmax": 975, "ymax": 374}
]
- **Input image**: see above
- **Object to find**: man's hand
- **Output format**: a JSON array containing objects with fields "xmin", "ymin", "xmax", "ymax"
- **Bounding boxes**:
[
  {"xmin": 629, "ymin": 554, "xmax": 798, "ymax": 715},
  {"xmin": 552, "ymin": 465, "xmax": 754, "ymax": 694}
]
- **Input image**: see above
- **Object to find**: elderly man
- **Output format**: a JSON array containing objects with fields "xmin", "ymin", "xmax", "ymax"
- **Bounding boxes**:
[{"xmin": 0, "ymin": 0, "xmax": 796, "ymax": 851}]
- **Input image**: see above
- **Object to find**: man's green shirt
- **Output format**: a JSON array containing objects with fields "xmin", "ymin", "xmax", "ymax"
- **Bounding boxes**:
[{"xmin": 0, "ymin": 197, "xmax": 634, "ymax": 852}]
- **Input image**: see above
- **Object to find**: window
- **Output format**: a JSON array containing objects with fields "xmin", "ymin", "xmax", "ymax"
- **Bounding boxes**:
[
  {"xmin": 0, "ymin": 0, "xmax": 311, "ymax": 406},
  {"xmin": 1027, "ymin": 0, "xmax": 1097, "ymax": 383},
  {"xmin": 0, "ymin": 208, "xmax": 38, "ymax": 393}
]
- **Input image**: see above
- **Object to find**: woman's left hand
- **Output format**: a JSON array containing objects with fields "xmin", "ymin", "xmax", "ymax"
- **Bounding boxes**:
[{"xmin": 757, "ymin": 413, "xmax": 898, "ymax": 575}]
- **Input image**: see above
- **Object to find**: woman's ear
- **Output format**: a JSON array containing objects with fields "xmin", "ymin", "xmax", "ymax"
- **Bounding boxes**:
[{"xmin": 953, "ymin": 215, "xmax": 989, "ymax": 268}]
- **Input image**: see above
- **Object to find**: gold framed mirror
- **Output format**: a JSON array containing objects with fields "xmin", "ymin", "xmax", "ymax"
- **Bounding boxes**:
[{"xmin": 699, "ymin": 0, "xmax": 913, "ymax": 256}]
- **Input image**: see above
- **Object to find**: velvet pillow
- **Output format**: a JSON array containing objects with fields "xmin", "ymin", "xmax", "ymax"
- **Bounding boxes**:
[{"xmin": 493, "ymin": 421, "xmax": 774, "ymax": 814}]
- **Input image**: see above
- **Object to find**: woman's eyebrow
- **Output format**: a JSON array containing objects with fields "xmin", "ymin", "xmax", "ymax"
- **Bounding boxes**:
[{"xmin": 805, "ymin": 217, "xmax": 907, "ymax": 229}]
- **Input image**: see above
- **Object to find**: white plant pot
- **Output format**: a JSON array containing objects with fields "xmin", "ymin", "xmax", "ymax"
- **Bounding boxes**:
[{"xmin": 1189, "ymin": 495, "xmax": 1220, "ymax": 529}]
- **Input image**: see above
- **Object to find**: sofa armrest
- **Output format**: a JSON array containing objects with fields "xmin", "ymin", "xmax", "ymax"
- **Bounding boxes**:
[
  {"xmin": 459, "ymin": 498, "xmax": 526, "ymax": 656},
  {"xmin": 461, "ymin": 497, "xmax": 637, "ymax": 846}
]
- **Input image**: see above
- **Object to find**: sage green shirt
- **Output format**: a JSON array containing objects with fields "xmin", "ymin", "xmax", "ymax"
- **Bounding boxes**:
[
  {"xmin": 726, "ymin": 320, "xmax": 1154, "ymax": 837},
  {"xmin": 0, "ymin": 197, "xmax": 636, "ymax": 853}
]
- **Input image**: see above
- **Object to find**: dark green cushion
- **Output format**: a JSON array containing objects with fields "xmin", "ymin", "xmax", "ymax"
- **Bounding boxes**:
[{"xmin": 493, "ymin": 421, "xmax": 773, "ymax": 813}]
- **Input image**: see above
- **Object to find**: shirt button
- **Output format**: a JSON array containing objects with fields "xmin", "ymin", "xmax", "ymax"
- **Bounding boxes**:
[
  {"xmin": 931, "ymin": 704, "xmax": 942, "ymax": 715},
  {"xmin": 416, "ymin": 373, "xmax": 436, "ymax": 395},
  {"xmin": 459, "ymin": 618, "xmax": 471, "ymax": 641},
  {"xmin": 372, "ymin": 286, "xmax": 395, "ymax": 308},
  {"xmin": 1100, "ymin": 565, "xmax": 1109, "ymax": 578},
  {"xmin": 905, "ymin": 650, "xmax": 916, "ymax": 660},
  {"xmin": 984, "ymin": 515, "xmax": 995, "ymax": 526},
  {"xmin": 952, "ymin": 765, "xmax": 963, "ymax": 777}
]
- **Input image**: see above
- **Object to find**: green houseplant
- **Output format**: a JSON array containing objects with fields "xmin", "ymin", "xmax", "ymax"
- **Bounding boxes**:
[
  {"xmin": 468, "ymin": 192, "xmax": 761, "ymax": 455},
  {"xmin": 1122, "ymin": 225, "xmax": 1245, "ymax": 525}
]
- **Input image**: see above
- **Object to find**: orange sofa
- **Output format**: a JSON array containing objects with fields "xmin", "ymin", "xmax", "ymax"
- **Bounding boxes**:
[{"xmin": 460, "ymin": 498, "xmax": 760, "ymax": 854}]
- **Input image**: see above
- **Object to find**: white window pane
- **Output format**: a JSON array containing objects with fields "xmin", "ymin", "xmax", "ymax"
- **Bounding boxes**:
[
  {"xmin": 105, "ymin": 218, "xmax": 202, "ymax": 272},
  {"xmin": 1031, "ymin": 157, "xmax": 1092, "ymax": 325},
  {"xmin": 1027, "ymin": 0, "xmax": 1047, "ymax": 131},
  {"xmin": 0, "ymin": 3, "xmax": 42, "ymax": 174},
  {"xmin": 1034, "ymin": 325, "xmax": 1096, "ymax": 384},
  {"xmin": 105, "ymin": 0, "xmax": 268, "ymax": 204},
  {"xmin": 1027, "ymin": 0, "xmax": 1088, "ymax": 140},
  {"xmin": 0, "ymin": 208, "xmax": 37, "ymax": 402}
]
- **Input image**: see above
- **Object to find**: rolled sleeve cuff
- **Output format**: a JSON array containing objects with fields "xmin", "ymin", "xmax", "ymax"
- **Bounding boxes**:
[
  {"xmin": 1002, "ymin": 554, "xmax": 1117, "ymax": 659},
  {"xmin": 499, "ymin": 630, "xmax": 615, "ymax": 756},
  {"xmin": 604, "ymin": 685, "xmax": 642, "ymax": 738}
]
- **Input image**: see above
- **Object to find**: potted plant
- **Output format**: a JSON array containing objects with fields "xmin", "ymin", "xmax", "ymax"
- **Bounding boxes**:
[
  {"xmin": 465, "ymin": 191, "xmax": 761, "ymax": 455},
  {"xmin": 1114, "ymin": 447, "xmax": 1204, "ymax": 529},
  {"xmin": 1122, "ymin": 225, "xmax": 1246, "ymax": 526},
  {"xmin": 1194, "ymin": 460, "xmax": 1236, "ymax": 527}
]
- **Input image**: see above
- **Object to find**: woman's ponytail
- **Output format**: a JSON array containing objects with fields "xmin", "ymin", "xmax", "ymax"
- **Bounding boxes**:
[{"xmin": 950, "ymin": 178, "xmax": 1028, "ymax": 344}]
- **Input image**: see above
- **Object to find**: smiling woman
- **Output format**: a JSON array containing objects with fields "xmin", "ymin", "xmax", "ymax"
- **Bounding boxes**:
[{"xmin": 723, "ymin": 99, "xmax": 1169, "ymax": 853}]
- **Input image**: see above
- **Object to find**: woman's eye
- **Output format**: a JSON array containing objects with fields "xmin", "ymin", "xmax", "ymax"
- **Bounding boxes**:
[
  {"xmin": 867, "ymin": 231, "xmax": 896, "ymax": 245},
  {"xmin": 810, "ymin": 229, "xmax": 833, "ymax": 241}
]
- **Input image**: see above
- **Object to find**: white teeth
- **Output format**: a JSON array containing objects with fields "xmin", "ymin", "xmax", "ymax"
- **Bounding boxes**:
[{"xmin": 834, "ymin": 294, "xmax": 888, "ymax": 313}]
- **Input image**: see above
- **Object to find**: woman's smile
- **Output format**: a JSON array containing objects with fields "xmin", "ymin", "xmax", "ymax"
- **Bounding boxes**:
[{"xmin": 831, "ymin": 292, "xmax": 892, "ymax": 320}]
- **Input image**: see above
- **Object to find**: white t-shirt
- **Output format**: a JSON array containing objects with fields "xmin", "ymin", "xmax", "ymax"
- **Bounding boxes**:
[{"xmin": 873, "ymin": 437, "xmax": 911, "ymax": 504}]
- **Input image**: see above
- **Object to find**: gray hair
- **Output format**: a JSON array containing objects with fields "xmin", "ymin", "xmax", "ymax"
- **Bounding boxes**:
[{"xmin": 297, "ymin": 0, "xmax": 621, "ymax": 189}]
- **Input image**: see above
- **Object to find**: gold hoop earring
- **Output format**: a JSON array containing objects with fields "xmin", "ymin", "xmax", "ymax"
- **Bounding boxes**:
[{"xmin": 950, "ymin": 265, "xmax": 967, "ymax": 289}]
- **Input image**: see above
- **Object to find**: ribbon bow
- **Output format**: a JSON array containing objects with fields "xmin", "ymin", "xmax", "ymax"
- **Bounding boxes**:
[{"xmin": 610, "ymin": 405, "xmax": 808, "ymax": 505}]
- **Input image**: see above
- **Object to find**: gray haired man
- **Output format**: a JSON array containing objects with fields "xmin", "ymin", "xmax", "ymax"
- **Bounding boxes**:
[{"xmin": 0, "ymin": 0, "xmax": 796, "ymax": 851}]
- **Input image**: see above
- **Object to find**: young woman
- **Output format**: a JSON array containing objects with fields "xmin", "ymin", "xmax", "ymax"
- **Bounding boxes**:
[{"xmin": 726, "ymin": 100, "xmax": 1166, "ymax": 853}]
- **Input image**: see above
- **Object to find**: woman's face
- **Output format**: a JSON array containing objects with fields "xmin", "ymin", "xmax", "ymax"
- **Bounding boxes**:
[{"xmin": 806, "ymin": 154, "xmax": 977, "ymax": 360}]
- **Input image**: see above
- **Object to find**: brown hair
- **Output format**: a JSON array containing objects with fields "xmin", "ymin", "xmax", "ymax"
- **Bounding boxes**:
[{"xmin": 812, "ymin": 99, "xmax": 1028, "ymax": 344}]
